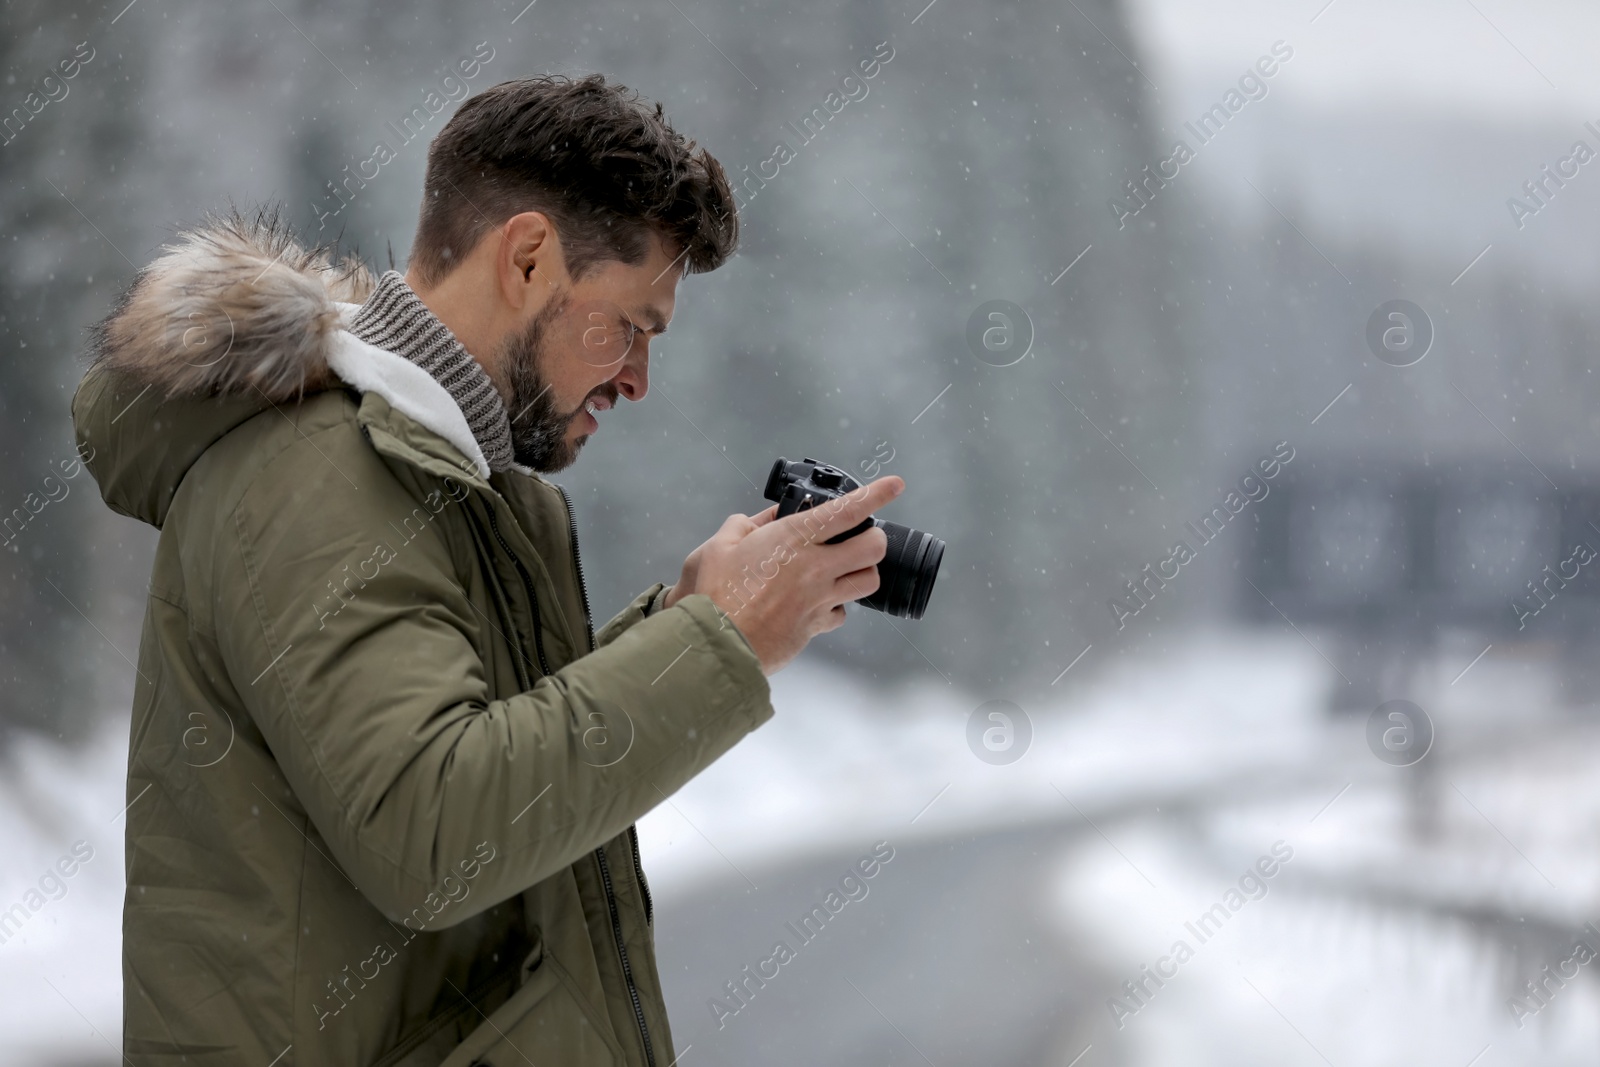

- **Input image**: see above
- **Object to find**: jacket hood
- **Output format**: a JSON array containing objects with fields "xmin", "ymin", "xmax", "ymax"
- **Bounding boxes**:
[{"xmin": 73, "ymin": 209, "xmax": 492, "ymax": 527}]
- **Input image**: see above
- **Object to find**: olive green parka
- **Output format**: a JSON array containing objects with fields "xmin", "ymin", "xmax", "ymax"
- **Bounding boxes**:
[{"xmin": 71, "ymin": 214, "xmax": 773, "ymax": 1066}]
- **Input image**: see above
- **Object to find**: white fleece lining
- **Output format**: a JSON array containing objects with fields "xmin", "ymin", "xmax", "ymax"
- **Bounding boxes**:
[{"xmin": 327, "ymin": 303, "xmax": 490, "ymax": 479}]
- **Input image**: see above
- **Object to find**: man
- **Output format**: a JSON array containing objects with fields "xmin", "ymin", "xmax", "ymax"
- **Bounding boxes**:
[{"xmin": 72, "ymin": 74, "xmax": 901, "ymax": 1066}]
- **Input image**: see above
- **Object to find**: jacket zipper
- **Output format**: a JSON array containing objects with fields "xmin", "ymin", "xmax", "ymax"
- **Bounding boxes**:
[
  {"xmin": 569, "ymin": 486, "xmax": 655, "ymax": 928},
  {"xmin": 556, "ymin": 485, "xmax": 596, "ymax": 650},
  {"xmin": 558, "ymin": 485, "xmax": 656, "ymax": 1067},
  {"xmin": 555, "ymin": 487, "xmax": 653, "ymax": 922},
  {"xmin": 594, "ymin": 845, "xmax": 657, "ymax": 1067},
  {"xmin": 627, "ymin": 823, "xmax": 654, "ymax": 927}
]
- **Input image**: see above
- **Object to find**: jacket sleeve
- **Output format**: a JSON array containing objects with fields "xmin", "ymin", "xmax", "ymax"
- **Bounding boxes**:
[
  {"xmin": 209, "ymin": 433, "xmax": 772, "ymax": 927},
  {"xmin": 594, "ymin": 582, "xmax": 669, "ymax": 649}
]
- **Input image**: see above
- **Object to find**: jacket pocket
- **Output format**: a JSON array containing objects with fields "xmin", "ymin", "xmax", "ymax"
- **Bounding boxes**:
[{"xmin": 440, "ymin": 938, "xmax": 624, "ymax": 1067}]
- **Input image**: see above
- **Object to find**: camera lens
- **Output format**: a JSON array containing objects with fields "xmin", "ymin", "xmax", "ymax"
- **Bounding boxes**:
[{"xmin": 858, "ymin": 520, "xmax": 944, "ymax": 620}]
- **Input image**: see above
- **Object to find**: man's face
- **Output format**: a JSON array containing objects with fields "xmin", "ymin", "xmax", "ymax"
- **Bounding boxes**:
[{"xmin": 498, "ymin": 234, "xmax": 681, "ymax": 471}]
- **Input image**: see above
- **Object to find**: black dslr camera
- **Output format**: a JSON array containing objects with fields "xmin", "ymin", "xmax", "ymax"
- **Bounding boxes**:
[{"xmin": 763, "ymin": 457, "xmax": 944, "ymax": 620}]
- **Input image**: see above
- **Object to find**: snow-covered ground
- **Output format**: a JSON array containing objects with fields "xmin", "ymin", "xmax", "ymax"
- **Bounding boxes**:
[
  {"xmin": 0, "ymin": 723, "xmax": 129, "ymax": 1066},
  {"xmin": 646, "ymin": 628, "xmax": 1600, "ymax": 1065},
  {"xmin": 4, "ymin": 628, "xmax": 1599, "ymax": 1064}
]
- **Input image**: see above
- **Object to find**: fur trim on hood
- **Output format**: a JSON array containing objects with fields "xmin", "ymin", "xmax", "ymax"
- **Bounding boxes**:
[
  {"xmin": 74, "ymin": 209, "xmax": 499, "ymax": 528},
  {"xmin": 89, "ymin": 207, "xmax": 376, "ymax": 402}
]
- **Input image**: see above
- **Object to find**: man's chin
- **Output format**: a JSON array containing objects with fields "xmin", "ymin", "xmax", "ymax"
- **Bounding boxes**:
[
  {"xmin": 563, "ymin": 426, "xmax": 592, "ymax": 463},
  {"xmin": 516, "ymin": 436, "xmax": 587, "ymax": 473}
]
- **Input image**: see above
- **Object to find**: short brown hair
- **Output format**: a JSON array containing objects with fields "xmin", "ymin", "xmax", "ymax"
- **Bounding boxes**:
[{"xmin": 410, "ymin": 74, "xmax": 739, "ymax": 286}]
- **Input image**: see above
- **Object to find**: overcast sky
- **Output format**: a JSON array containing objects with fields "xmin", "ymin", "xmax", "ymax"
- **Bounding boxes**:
[
  {"xmin": 1129, "ymin": 0, "xmax": 1595, "ymax": 117},
  {"xmin": 1122, "ymin": 0, "xmax": 1600, "ymax": 288}
]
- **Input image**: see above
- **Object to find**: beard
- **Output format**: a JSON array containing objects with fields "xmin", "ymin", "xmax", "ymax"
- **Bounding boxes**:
[{"xmin": 499, "ymin": 295, "xmax": 591, "ymax": 472}]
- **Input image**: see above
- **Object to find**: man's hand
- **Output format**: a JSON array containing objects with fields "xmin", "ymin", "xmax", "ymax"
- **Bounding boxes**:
[{"xmin": 662, "ymin": 476, "xmax": 905, "ymax": 674}]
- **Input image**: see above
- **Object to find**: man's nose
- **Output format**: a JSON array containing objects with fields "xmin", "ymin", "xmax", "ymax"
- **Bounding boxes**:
[{"xmin": 612, "ymin": 337, "xmax": 650, "ymax": 401}]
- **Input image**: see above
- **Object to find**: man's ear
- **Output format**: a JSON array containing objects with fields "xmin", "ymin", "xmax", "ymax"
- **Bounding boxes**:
[{"xmin": 499, "ymin": 211, "xmax": 564, "ymax": 310}]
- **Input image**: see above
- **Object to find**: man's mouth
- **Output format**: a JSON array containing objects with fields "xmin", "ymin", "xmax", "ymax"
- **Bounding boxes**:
[{"xmin": 577, "ymin": 391, "xmax": 614, "ymax": 434}]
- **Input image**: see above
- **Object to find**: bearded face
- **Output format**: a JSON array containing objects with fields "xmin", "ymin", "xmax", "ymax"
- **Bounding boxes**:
[
  {"xmin": 489, "ymin": 240, "xmax": 669, "ymax": 473},
  {"xmin": 499, "ymin": 294, "xmax": 618, "ymax": 472}
]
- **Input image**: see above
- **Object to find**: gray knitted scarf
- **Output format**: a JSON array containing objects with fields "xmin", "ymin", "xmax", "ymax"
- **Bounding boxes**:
[{"xmin": 346, "ymin": 270, "xmax": 516, "ymax": 472}]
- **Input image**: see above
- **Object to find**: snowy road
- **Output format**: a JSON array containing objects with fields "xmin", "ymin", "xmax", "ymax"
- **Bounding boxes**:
[{"xmin": 655, "ymin": 820, "xmax": 1112, "ymax": 1067}]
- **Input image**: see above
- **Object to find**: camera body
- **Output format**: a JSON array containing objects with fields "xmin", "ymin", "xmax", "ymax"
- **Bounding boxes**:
[{"xmin": 764, "ymin": 457, "xmax": 944, "ymax": 620}]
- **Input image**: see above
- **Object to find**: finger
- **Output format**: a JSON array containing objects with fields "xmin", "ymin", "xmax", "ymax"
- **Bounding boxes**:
[
  {"xmin": 716, "ymin": 510, "xmax": 763, "ymax": 541},
  {"xmin": 747, "ymin": 503, "xmax": 780, "ymax": 527},
  {"xmin": 779, "ymin": 475, "xmax": 904, "ymax": 544},
  {"xmin": 815, "ymin": 525, "xmax": 888, "ymax": 579},
  {"xmin": 819, "ymin": 603, "xmax": 849, "ymax": 632},
  {"xmin": 831, "ymin": 565, "xmax": 881, "ymax": 607}
]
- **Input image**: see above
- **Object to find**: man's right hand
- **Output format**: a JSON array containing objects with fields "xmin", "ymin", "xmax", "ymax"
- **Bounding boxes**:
[{"xmin": 662, "ymin": 475, "xmax": 905, "ymax": 675}]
